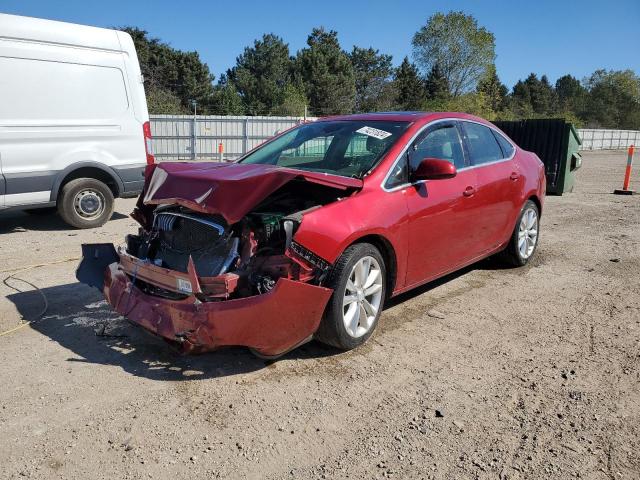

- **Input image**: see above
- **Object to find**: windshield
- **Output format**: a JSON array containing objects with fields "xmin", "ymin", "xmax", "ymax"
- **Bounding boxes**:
[{"xmin": 239, "ymin": 120, "xmax": 410, "ymax": 178}]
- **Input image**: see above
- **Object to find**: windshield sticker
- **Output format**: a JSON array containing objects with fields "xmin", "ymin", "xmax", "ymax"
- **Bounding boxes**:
[{"xmin": 356, "ymin": 126, "xmax": 392, "ymax": 140}]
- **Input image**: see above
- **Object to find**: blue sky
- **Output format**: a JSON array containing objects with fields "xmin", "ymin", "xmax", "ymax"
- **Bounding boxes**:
[{"xmin": 2, "ymin": 0, "xmax": 639, "ymax": 88}]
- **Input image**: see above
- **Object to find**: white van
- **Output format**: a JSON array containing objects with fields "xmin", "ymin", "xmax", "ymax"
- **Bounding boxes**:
[{"xmin": 0, "ymin": 13, "xmax": 153, "ymax": 228}]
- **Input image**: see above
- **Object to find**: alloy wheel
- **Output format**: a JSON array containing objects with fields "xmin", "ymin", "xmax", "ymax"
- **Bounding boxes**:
[
  {"xmin": 342, "ymin": 255, "xmax": 383, "ymax": 338},
  {"xmin": 518, "ymin": 207, "xmax": 538, "ymax": 259}
]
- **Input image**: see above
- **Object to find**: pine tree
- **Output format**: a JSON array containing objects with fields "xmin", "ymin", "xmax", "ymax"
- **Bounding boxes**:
[
  {"xmin": 227, "ymin": 34, "xmax": 293, "ymax": 115},
  {"xmin": 393, "ymin": 57, "xmax": 426, "ymax": 110},
  {"xmin": 476, "ymin": 64, "xmax": 508, "ymax": 111},
  {"xmin": 294, "ymin": 28, "xmax": 356, "ymax": 115},
  {"xmin": 349, "ymin": 46, "xmax": 393, "ymax": 112},
  {"xmin": 424, "ymin": 63, "xmax": 450, "ymax": 100}
]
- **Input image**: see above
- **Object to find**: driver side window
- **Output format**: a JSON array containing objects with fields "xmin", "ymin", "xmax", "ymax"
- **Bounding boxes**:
[
  {"xmin": 410, "ymin": 124, "xmax": 465, "ymax": 170},
  {"xmin": 278, "ymin": 136, "xmax": 334, "ymax": 167}
]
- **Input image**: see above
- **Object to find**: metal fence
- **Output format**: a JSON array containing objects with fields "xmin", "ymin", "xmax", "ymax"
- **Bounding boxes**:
[
  {"xmin": 149, "ymin": 115, "xmax": 640, "ymax": 160},
  {"xmin": 577, "ymin": 129, "xmax": 640, "ymax": 150},
  {"xmin": 150, "ymin": 114, "xmax": 315, "ymax": 161}
]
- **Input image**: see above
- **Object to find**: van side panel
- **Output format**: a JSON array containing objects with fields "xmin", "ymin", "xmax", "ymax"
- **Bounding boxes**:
[{"xmin": 0, "ymin": 14, "xmax": 147, "ymax": 209}]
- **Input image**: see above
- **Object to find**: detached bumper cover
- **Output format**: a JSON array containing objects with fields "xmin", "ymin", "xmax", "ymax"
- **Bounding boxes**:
[{"xmin": 99, "ymin": 262, "xmax": 333, "ymax": 356}]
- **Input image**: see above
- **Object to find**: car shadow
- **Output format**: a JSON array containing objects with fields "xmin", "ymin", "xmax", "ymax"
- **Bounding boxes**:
[
  {"xmin": 0, "ymin": 210, "xmax": 128, "ymax": 233},
  {"xmin": 5, "ymin": 257, "xmax": 515, "ymax": 381},
  {"xmin": 5, "ymin": 281, "xmax": 338, "ymax": 381}
]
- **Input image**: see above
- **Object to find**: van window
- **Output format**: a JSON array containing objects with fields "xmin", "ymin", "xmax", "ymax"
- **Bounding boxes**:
[{"xmin": 0, "ymin": 57, "xmax": 128, "ymax": 121}]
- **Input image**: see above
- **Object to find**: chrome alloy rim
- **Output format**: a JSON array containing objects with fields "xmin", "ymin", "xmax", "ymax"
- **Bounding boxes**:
[
  {"xmin": 342, "ymin": 256, "xmax": 383, "ymax": 338},
  {"xmin": 518, "ymin": 207, "xmax": 538, "ymax": 259},
  {"xmin": 73, "ymin": 189, "xmax": 105, "ymax": 219}
]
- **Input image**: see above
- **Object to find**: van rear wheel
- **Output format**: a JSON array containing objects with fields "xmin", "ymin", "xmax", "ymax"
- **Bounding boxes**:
[{"xmin": 58, "ymin": 178, "xmax": 114, "ymax": 229}]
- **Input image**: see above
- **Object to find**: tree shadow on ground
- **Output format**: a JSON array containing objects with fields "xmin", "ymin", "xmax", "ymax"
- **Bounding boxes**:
[{"xmin": 5, "ymin": 256, "xmax": 517, "ymax": 381}]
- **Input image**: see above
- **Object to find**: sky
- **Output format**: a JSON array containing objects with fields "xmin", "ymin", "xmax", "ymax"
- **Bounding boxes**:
[{"xmin": 2, "ymin": 0, "xmax": 639, "ymax": 89}]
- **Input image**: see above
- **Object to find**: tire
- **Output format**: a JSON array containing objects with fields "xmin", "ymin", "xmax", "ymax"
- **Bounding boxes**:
[
  {"xmin": 315, "ymin": 243, "xmax": 386, "ymax": 350},
  {"xmin": 498, "ymin": 200, "xmax": 540, "ymax": 266},
  {"xmin": 57, "ymin": 178, "xmax": 115, "ymax": 229}
]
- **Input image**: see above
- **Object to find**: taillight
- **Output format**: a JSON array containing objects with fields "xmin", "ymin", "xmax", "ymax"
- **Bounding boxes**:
[{"xmin": 143, "ymin": 121, "xmax": 154, "ymax": 164}]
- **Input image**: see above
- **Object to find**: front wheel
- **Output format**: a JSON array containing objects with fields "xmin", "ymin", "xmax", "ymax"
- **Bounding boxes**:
[
  {"xmin": 315, "ymin": 243, "xmax": 386, "ymax": 350},
  {"xmin": 499, "ymin": 200, "xmax": 540, "ymax": 266}
]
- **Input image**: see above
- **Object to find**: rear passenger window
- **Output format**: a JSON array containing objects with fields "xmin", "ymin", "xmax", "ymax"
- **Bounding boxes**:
[
  {"xmin": 461, "ymin": 122, "xmax": 503, "ymax": 165},
  {"xmin": 492, "ymin": 130, "xmax": 515, "ymax": 158}
]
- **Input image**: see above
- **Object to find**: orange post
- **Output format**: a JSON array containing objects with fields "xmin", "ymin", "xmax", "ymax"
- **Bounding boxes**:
[
  {"xmin": 218, "ymin": 142, "xmax": 224, "ymax": 162},
  {"xmin": 623, "ymin": 145, "xmax": 634, "ymax": 190},
  {"xmin": 614, "ymin": 145, "xmax": 636, "ymax": 195}
]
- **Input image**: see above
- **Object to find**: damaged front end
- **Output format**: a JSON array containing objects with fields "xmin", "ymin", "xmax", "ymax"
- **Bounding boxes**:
[{"xmin": 77, "ymin": 162, "xmax": 361, "ymax": 357}]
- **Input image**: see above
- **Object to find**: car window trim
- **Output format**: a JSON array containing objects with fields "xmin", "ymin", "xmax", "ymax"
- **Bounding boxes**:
[
  {"xmin": 381, "ymin": 118, "xmax": 516, "ymax": 192},
  {"xmin": 459, "ymin": 120, "xmax": 510, "ymax": 167}
]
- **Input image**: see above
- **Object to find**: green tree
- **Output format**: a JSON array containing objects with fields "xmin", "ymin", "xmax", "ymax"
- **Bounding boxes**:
[
  {"xmin": 583, "ymin": 69, "xmax": 640, "ymax": 129},
  {"xmin": 477, "ymin": 64, "xmax": 508, "ymax": 111},
  {"xmin": 393, "ymin": 57, "xmax": 426, "ymax": 110},
  {"xmin": 424, "ymin": 63, "xmax": 450, "ymax": 100},
  {"xmin": 275, "ymin": 82, "xmax": 308, "ymax": 116},
  {"xmin": 511, "ymin": 73, "xmax": 556, "ymax": 116},
  {"xmin": 555, "ymin": 75, "xmax": 585, "ymax": 108},
  {"xmin": 146, "ymin": 88, "xmax": 188, "ymax": 114},
  {"xmin": 122, "ymin": 27, "xmax": 215, "ymax": 113},
  {"xmin": 412, "ymin": 11, "xmax": 495, "ymax": 96},
  {"xmin": 295, "ymin": 27, "xmax": 356, "ymax": 115},
  {"xmin": 227, "ymin": 34, "xmax": 293, "ymax": 115},
  {"xmin": 209, "ymin": 75, "xmax": 245, "ymax": 115},
  {"xmin": 349, "ymin": 46, "xmax": 393, "ymax": 112}
]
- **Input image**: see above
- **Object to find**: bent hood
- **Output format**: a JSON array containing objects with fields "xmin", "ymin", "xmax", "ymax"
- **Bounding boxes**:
[{"xmin": 135, "ymin": 162, "xmax": 362, "ymax": 226}]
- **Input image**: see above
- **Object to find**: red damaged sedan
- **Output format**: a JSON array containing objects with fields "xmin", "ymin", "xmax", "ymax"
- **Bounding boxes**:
[{"xmin": 77, "ymin": 112, "xmax": 545, "ymax": 358}]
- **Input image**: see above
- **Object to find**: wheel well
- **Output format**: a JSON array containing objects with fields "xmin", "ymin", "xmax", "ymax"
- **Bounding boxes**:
[
  {"xmin": 58, "ymin": 167, "xmax": 120, "ymax": 199},
  {"xmin": 528, "ymin": 194, "xmax": 542, "ymax": 216},
  {"xmin": 350, "ymin": 234, "xmax": 397, "ymax": 298}
]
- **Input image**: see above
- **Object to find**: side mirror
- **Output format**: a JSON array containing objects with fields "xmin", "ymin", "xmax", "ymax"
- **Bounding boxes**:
[{"xmin": 411, "ymin": 158, "xmax": 457, "ymax": 181}]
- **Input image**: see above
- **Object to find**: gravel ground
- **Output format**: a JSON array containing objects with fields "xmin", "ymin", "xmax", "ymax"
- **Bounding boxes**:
[{"xmin": 0, "ymin": 151, "xmax": 638, "ymax": 480}]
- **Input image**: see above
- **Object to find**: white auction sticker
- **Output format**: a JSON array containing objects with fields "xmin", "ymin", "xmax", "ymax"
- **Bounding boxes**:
[
  {"xmin": 356, "ymin": 126, "xmax": 392, "ymax": 140},
  {"xmin": 177, "ymin": 278, "xmax": 193, "ymax": 294}
]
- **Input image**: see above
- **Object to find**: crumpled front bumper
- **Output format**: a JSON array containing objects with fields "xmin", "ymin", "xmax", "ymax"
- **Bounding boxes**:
[{"xmin": 78, "ymin": 245, "xmax": 333, "ymax": 357}]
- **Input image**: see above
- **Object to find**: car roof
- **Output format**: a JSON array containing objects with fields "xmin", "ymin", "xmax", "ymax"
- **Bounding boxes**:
[{"xmin": 317, "ymin": 111, "xmax": 493, "ymax": 125}]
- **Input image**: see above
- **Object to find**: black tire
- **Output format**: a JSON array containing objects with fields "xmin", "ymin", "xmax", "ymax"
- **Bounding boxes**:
[
  {"xmin": 498, "ymin": 199, "xmax": 540, "ymax": 267},
  {"xmin": 57, "ymin": 178, "xmax": 114, "ymax": 229},
  {"xmin": 315, "ymin": 243, "xmax": 386, "ymax": 350}
]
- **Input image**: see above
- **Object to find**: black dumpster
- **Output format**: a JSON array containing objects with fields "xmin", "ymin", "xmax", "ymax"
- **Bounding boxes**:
[{"xmin": 492, "ymin": 118, "xmax": 582, "ymax": 195}]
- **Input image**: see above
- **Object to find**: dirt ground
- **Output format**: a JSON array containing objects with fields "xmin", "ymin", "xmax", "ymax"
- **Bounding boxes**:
[{"xmin": 0, "ymin": 150, "xmax": 638, "ymax": 480}]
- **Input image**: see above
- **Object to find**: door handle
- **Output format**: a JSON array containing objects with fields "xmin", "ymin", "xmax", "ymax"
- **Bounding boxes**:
[
  {"xmin": 510, "ymin": 172, "xmax": 520, "ymax": 181},
  {"xmin": 463, "ymin": 186, "xmax": 476, "ymax": 197}
]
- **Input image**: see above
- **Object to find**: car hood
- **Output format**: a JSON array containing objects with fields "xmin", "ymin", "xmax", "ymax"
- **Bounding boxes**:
[{"xmin": 135, "ymin": 162, "xmax": 363, "ymax": 226}]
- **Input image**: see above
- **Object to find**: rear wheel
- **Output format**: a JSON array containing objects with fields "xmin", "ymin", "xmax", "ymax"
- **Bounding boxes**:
[
  {"xmin": 499, "ymin": 200, "xmax": 540, "ymax": 266},
  {"xmin": 57, "ymin": 178, "xmax": 114, "ymax": 229},
  {"xmin": 315, "ymin": 243, "xmax": 386, "ymax": 350}
]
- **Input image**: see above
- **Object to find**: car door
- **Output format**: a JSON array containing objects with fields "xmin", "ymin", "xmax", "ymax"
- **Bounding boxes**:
[
  {"xmin": 399, "ymin": 122, "xmax": 484, "ymax": 288},
  {"xmin": 460, "ymin": 121, "xmax": 522, "ymax": 253}
]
